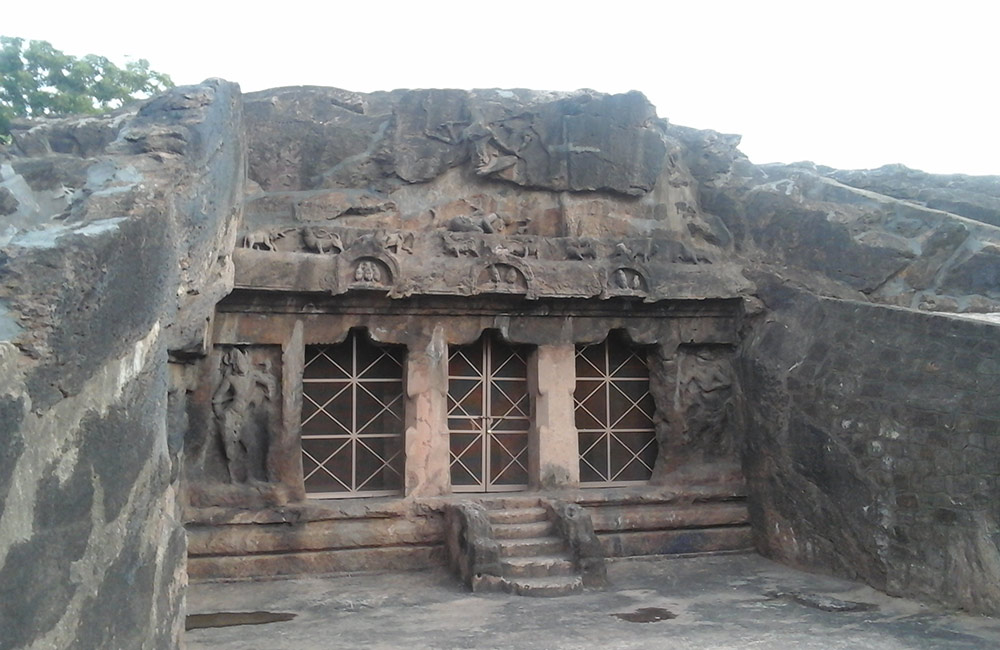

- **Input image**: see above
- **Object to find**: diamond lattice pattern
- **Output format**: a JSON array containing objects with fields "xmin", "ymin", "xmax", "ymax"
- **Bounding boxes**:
[
  {"xmin": 448, "ymin": 331, "xmax": 530, "ymax": 491},
  {"xmin": 575, "ymin": 331, "xmax": 658, "ymax": 485},
  {"xmin": 301, "ymin": 331, "xmax": 405, "ymax": 497}
]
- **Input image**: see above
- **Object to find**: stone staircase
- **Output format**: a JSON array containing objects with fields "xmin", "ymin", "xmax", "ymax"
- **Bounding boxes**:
[
  {"xmin": 444, "ymin": 497, "xmax": 606, "ymax": 598},
  {"xmin": 487, "ymin": 502, "xmax": 584, "ymax": 597}
]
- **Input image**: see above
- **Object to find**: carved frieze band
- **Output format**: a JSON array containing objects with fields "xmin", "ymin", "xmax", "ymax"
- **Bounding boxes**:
[{"xmin": 237, "ymin": 221, "xmax": 716, "ymax": 299}]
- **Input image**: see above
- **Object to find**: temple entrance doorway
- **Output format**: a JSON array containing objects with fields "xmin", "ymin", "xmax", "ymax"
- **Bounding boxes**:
[{"xmin": 448, "ymin": 330, "xmax": 532, "ymax": 492}]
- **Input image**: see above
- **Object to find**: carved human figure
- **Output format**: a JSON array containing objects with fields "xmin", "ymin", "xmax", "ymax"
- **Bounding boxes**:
[
  {"xmin": 487, "ymin": 263, "xmax": 519, "ymax": 285},
  {"xmin": 212, "ymin": 348, "xmax": 277, "ymax": 483},
  {"xmin": 354, "ymin": 260, "xmax": 383, "ymax": 283},
  {"xmin": 676, "ymin": 348, "xmax": 735, "ymax": 452},
  {"xmin": 614, "ymin": 268, "xmax": 644, "ymax": 291}
]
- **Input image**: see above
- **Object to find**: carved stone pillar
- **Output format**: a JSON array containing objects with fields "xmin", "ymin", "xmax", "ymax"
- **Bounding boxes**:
[
  {"xmin": 529, "ymin": 344, "xmax": 580, "ymax": 489},
  {"xmin": 273, "ymin": 321, "xmax": 306, "ymax": 501},
  {"xmin": 404, "ymin": 326, "xmax": 451, "ymax": 496}
]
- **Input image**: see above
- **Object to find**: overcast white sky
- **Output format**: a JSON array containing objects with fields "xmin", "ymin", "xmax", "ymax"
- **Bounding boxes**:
[{"xmin": 5, "ymin": 0, "xmax": 999, "ymax": 175}]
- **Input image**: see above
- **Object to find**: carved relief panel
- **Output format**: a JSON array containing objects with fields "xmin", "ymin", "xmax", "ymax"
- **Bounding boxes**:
[
  {"xmin": 185, "ymin": 344, "xmax": 290, "ymax": 506},
  {"xmin": 647, "ymin": 343, "xmax": 740, "ymax": 484}
]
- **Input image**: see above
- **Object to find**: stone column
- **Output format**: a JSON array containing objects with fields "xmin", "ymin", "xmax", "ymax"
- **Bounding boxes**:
[
  {"xmin": 404, "ymin": 326, "xmax": 451, "ymax": 496},
  {"xmin": 529, "ymin": 344, "xmax": 580, "ymax": 489},
  {"xmin": 272, "ymin": 320, "xmax": 306, "ymax": 501}
]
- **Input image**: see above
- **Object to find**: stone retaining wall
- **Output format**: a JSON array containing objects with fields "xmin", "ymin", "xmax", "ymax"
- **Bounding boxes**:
[{"xmin": 743, "ymin": 280, "xmax": 1000, "ymax": 615}]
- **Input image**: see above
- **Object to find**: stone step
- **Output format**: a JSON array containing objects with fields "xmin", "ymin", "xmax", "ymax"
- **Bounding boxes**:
[
  {"xmin": 488, "ymin": 507, "xmax": 548, "ymax": 525},
  {"xmin": 492, "ymin": 521, "xmax": 554, "ymax": 539},
  {"xmin": 497, "ymin": 536, "xmax": 566, "ymax": 557},
  {"xmin": 188, "ymin": 544, "xmax": 445, "ymax": 582},
  {"xmin": 598, "ymin": 525, "xmax": 754, "ymax": 558},
  {"xmin": 501, "ymin": 555, "xmax": 576, "ymax": 578},
  {"xmin": 504, "ymin": 575, "xmax": 583, "ymax": 598},
  {"xmin": 588, "ymin": 501, "xmax": 749, "ymax": 533},
  {"xmin": 186, "ymin": 516, "xmax": 443, "ymax": 556},
  {"xmin": 479, "ymin": 496, "xmax": 544, "ymax": 510}
]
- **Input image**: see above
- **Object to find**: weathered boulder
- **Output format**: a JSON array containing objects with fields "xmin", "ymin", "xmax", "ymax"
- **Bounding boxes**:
[
  {"xmin": 672, "ymin": 126, "xmax": 1000, "ymax": 314},
  {"xmin": 0, "ymin": 79, "xmax": 244, "ymax": 650}
]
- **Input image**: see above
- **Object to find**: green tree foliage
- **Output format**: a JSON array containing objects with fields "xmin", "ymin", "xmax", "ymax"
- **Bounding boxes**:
[{"xmin": 0, "ymin": 36, "xmax": 173, "ymax": 137}]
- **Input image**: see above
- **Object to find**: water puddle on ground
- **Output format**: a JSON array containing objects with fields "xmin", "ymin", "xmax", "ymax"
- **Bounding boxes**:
[
  {"xmin": 612, "ymin": 607, "xmax": 677, "ymax": 623},
  {"xmin": 185, "ymin": 611, "xmax": 297, "ymax": 630}
]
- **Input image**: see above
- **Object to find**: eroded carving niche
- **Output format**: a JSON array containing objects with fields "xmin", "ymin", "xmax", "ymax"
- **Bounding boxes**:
[
  {"xmin": 186, "ymin": 345, "xmax": 294, "ymax": 506},
  {"xmin": 212, "ymin": 347, "xmax": 277, "ymax": 483},
  {"xmin": 649, "ymin": 344, "xmax": 741, "ymax": 484}
]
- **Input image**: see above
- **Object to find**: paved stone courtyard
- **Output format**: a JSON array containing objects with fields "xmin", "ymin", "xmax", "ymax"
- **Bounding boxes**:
[{"xmin": 187, "ymin": 553, "xmax": 1000, "ymax": 649}]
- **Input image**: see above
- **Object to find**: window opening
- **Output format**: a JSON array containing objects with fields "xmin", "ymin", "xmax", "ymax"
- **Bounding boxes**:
[
  {"xmin": 301, "ymin": 330, "xmax": 405, "ymax": 498},
  {"xmin": 575, "ymin": 331, "xmax": 658, "ymax": 486}
]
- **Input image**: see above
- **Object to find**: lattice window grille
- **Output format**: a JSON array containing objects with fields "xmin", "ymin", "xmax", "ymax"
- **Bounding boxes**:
[
  {"xmin": 301, "ymin": 332, "xmax": 405, "ymax": 498},
  {"xmin": 574, "ymin": 334, "xmax": 658, "ymax": 486},
  {"xmin": 448, "ymin": 332, "xmax": 530, "ymax": 492}
]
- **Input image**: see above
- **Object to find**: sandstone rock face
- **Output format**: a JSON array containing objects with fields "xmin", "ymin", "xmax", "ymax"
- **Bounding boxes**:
[
  {"xmin": 0, "ymin": 80, "xmax": 243, "ymax": 649},
  {"xmin": 3, "ymin": 78, "xmax": 1000, "ymax": 648},
  {"xmin": 830, "ymin": 164, "xmax": 1000, "ymax": 228},
  {"xmin": 244, "ymin": 87, "xmax": 666, "ymax": 196},
  {"xmin": 674, "ymin": 127, "xmax": 1000, "ymax": 615},
  {"xmin": 229, "ymin": 85, "xmax": 1000, "ymax": 618},
  {"xmin": 678, "ymin": 134, "xmax": 1000, "ymax": 314}
]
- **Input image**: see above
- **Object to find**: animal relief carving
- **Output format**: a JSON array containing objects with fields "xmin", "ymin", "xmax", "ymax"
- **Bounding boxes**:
[
  {"xmin": 242, "ymin": 227, "xmax": 294, "ymax": 251},
  {"xmin": 380, "ymin": 231, "xmax": 414, "ymax": 255},
  {"xmin": 565, "ymin": 238, "xmax": 598, "ymax": 260},
  {"xmin": 301, "ymin": 227, "xmax": 344, "ymax": 254},
  {"xmin": 443, "ymin": 233, "xmax": 481, "ymax": 257},
  {"xmin": 493, "ymin": 239, "xmax": 538, "ymax": 259},
  {"xmin": 613, "ymin": 239, "xmax": 658, "ymax": 263}
]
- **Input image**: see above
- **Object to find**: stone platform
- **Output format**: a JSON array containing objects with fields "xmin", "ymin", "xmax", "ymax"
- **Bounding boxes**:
[
  {"xmin": 186, "ymin": 484, "xmax": 752, "ymax": 581},
  {"xmin": 186, "ymin": 553, "xmax": 1000, "ymax": 649}
]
